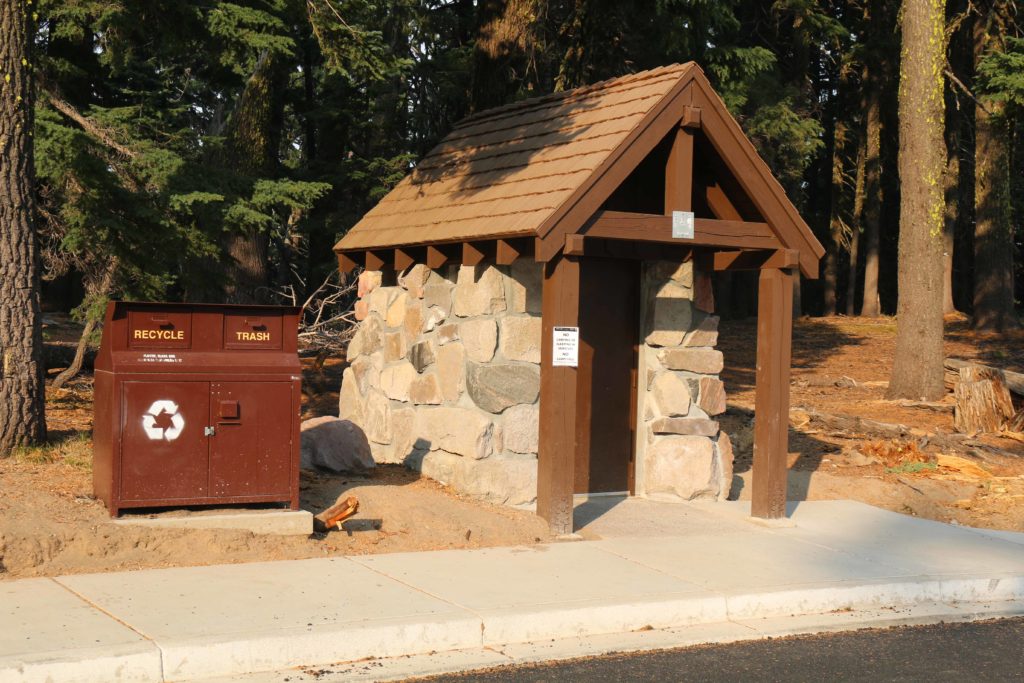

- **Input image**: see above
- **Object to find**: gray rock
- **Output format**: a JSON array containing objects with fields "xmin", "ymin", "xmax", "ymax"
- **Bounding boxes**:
[
  {"xmin": 410, "ymin": 340, "xmax": 436, "ymax": 372},
  {"xmin": 300, "ymin": 417, "xmax": 375, "ymax": 473},
  {"xmin": 466, "ymin": 363, "xmax": 540, "ymax": 414}
]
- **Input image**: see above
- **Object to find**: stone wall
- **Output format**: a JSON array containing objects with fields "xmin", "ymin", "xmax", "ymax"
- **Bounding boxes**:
[
  {"xmin": 635, "ymin": 261, "xmax": 733, "ymax": 502},
  {"xmin": 340, "ymin": 262, "xmax": 543, "ymax": 507},
  {"xmin": 339, "ymin": 256, "xmax": 732, "ymax": 509}
]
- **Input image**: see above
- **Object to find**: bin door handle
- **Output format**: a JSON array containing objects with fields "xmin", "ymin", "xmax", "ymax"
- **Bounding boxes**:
[{"xmin": 204, "ymin": 426, "xmax": 216, "ymax": 437}]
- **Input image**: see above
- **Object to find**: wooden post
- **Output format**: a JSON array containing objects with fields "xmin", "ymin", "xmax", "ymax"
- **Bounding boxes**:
[
  {"xmin": 537, "ymin": 252, "xmax": 580, "ymax": 535},
  {"xmin": 665, "ymin": 123, "xmax": 694, "ymax": 212},
  {"xmin": 751, "ymin": 267, "xmax": 794, "ymax": 519}
]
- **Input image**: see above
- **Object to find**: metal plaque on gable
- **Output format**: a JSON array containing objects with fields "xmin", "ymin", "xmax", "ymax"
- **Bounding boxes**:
[{"xmin": 672, "ymin": 210, "xmax": 695, "ymax": 239}]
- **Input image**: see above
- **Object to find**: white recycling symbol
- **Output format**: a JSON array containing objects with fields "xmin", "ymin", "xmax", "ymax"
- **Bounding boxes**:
[{"xmin": 141, "ymin": 400, "xmax": 186, "ymax": 441}]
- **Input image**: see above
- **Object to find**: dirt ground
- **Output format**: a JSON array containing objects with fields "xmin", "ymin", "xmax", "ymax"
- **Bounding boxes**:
[
  {"xmin": 718, "ymin": 314, "xmax": 1024, "ymax": 532},
  {"xmin": 3, "ymin": 313, "xmax": 1023, "ymax": 580},
  {"xmin": 0, "ymin": 317, "xmax": 549, "ymax": 580}
]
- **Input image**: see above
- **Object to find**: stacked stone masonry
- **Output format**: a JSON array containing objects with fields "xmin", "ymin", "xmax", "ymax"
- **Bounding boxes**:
[
  {"xmin": 339, "ymin": 258, "xmax": 731, "ymax": 509},
  {"xmin": 637, "ymin": 260, "xmax": 733, "ymax": 502},
  {"xmin": 341, "ymin": 262, "xmax": 542, "ymax": 507}
]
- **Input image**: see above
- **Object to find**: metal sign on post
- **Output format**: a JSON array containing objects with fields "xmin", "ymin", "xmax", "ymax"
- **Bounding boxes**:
[
  {"xmin": 552, "ymin": 326, "xmax": 579, "ymax": 367},
  {"xmin": 672, "ymin": 210, "xmax": 695, "ymax": 239}
]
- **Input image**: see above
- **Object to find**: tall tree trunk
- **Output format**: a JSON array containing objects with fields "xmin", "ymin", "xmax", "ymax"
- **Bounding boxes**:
[
  {"xmin": 0, "ymin": 0, "xmax": 47, "ymax": 453},
  {"xmin": 888, "ymin": 0, "xmax": 947, "ymax": 401},
  {"xmin": 470, "ymin": 0, "xmax": 538, "ymax": 112},
  {"xmin": 221, "ymin": 50, "xmax": 285, "ymax": 304},
  {"xmin": 972, "ymin": 1, "xmax": 1018, "ymax": 331},
  {"xmin": 942, "ymin": 136, "xmax": 958, "ymax": 316},
  {"xmin": 847, "ymin": 142, "xmax": 866, "ymax": 315},
  {"xmin": 860, "ymin": 87, "xmax": 883, "ymax": 317}
]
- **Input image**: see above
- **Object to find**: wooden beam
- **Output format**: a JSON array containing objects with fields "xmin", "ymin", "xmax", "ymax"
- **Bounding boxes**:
[
  {"xmin": 681, "ymin": 105, "xmax": 702, "ymax": 129},
  {"xmin": 535, "ymin": 78, "xmax": 697, "ymax": 262},
  {"xmin": 751, "ymin": 268, "xmax": 794, "ymax": 519},
  {"xmin": 564, "ymin": 234, "xmax": 586, "ymax": 256},
  {"xmin": 364, "ymin": 250, "xmax": 388, "ymax": 272},
  {"xmin": 538, "ymin": 253, "xmax": 580, "ymax": 535},
  {"xmin": 665, "ymin": 124, "xmax": 695, "ymax": 213},
  {"xmin": 394, "ymin": 248, "xmax": 415, "ymax": 271},
  {"xmin": 584, "ymin": 210, "xmax": 783, "ymax": 251},
  {"xmin": 690, "ymin": 81, "xmax": 823, "ymax": 278},
  {"xmin": 705, "ymin": 182, "xmax": 743, "ymax": 221},
  {"xmin": 713, "ymin": 249, "xmax": 799, "ymax": 271},
  {"xmin": 462, "ymin": 242, "xmax": 486, "ymax": 266},
  {"xmin": 337, "ymin": 252, "xmax": 359, "ymax": 274},
  {"xmin": 496, "ymin": 239, "xmax": 521, "ymax": 265}
]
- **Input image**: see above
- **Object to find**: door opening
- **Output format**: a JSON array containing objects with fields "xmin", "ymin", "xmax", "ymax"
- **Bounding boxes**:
[{"xmin": 573, "ymin": 257, "xmax": 641, "ymax": 495}]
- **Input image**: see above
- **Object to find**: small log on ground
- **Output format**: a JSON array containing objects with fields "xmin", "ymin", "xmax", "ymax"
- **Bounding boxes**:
[
  {"xmin": 945, "ymin": 358, "xmax": 1024, "ymax": 397},
  {"xmin": 314, "ymin": 495, "xmax": 360, "ymax": 532},
  {"xmin": 953, "ymin": 367, "xmax": 1015, "ymax": 434}
]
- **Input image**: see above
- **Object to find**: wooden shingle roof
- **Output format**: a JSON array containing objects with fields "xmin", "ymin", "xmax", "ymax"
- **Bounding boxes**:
[
  {"xmin": 337, "ymin": 64, "xmax": 695, "ymax": 249},
  {"xmin": 335, "ymin": 63, "xmax": 824, "ymax": 277}
]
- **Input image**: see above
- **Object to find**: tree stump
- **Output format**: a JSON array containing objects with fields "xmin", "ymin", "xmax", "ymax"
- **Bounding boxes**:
[{"xmin": 953, "ymin": 367, "xmax": 1015, "ymax": 433}]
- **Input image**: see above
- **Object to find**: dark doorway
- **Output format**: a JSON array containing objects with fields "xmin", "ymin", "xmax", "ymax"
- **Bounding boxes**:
[{"xmin": 574, "ymin": 257, "xmax": 641, "ymax": 494}]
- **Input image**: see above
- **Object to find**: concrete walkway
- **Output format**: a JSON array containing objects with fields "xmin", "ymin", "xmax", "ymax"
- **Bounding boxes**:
[{"xmin": 3, "ymin": 500, "xmax": 1024, "ymax": 683}]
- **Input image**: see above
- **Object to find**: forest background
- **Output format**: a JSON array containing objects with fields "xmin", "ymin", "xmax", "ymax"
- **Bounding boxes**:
[{"xmin": 19, "ymin": 0, "xmax": 1024, "ymax": 326}]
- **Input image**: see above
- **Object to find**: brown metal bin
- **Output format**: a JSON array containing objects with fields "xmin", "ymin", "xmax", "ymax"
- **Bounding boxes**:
[{"xmin": 92, "ymin": 301, "xmax": 302, "ymax": 516}]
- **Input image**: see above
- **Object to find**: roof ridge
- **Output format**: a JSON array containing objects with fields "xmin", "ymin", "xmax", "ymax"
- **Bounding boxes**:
[{"xmin": 454, "ymin": 63, "xmax": 694, "ymax": 129}]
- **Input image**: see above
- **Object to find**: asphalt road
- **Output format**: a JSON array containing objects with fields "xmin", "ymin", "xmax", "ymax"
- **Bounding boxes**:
[{"xmin": 421, "ymin": 618, "xmax": 1024, "ymax": 682}]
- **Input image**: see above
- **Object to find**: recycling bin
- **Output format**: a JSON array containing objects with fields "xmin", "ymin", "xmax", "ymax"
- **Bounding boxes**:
[{"xmin": 92, "ymin": 301, "xmax": 302, "ymax": 516}]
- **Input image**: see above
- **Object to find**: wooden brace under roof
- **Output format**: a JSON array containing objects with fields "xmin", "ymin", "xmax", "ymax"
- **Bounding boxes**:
[{"xmin": 335, "ymin": 64, "xmax": 823, "ymax": 278}]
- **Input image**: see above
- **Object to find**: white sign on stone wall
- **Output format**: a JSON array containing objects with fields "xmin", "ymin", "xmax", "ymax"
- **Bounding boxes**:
[{"xmin": 552, "ymin": 327, "xmax": 579, "ymax": 367}]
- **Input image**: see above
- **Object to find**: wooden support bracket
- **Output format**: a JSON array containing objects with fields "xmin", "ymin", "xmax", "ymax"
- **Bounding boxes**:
[
  {"xmin": 394, "ymin": 248, "xmax": 415, "ymax": 271},
  {"xmin": 496, "ymin": 239, "xmax": 522, "ymax": 265},
  {"xmin": 364, "ymin": 250, "xmax": 389, "ymax": 272},
  {"xmin": 338, "ymin": 252, "xmax": 359, "ymax": 274},
  {"xmin": 462, "ymin": 242, "xmax": 488, "ymax": 266}
]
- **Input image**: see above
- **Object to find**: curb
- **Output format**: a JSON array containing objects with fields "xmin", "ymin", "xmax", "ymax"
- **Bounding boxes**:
[{"xmin": 5, "ymin": 575, "xmax": 1023, "ymax": 682}]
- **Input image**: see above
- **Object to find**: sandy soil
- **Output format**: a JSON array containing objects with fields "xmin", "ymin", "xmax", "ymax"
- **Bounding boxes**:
[
  {"xmin": 0, "ymin": 317, "xmax": 549, "ymax": 580},
  {"xmin": 719, "ymin": 315, "xmax": 1024, "ymax": 531},
  {"xmin": 3, "ymin": 313, "xmax": 1023, "ymax": 580}
]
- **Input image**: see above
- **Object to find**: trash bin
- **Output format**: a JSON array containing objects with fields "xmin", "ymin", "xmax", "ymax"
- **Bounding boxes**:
[{"xmin": 92, "ymin": 301, "xmax": 302, "ymax": 516}]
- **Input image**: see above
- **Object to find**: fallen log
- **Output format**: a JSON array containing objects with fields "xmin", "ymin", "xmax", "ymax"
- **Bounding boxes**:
[
  {"xmin": 945, "ymin": 358, "xmax": 1024, "ymax": 397},
  {"xmin": 314, "ymin": 495, "xmax": 360, "ymax": 532},
  {"xmin": 791, "ymin": 406, "xmax": 1022, "ymax": 462}
]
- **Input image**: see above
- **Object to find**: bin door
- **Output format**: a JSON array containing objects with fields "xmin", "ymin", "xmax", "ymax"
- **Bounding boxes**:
[
  {"xmin": 210, "ymin": 382, "xmax": 292, "ymax": 497},
  {"xmin": 120, "ymin": 381, "xmax": 210, "ymax": 502}
]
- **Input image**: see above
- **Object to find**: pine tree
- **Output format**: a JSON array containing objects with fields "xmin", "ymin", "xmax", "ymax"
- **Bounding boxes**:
[
  {"xmin": 0, "ymin": 0, "xmax": 46, "ymax": 453},
  {"xmin": 888, "ymin": 0, "xmax": 947, "ymax": 401}
]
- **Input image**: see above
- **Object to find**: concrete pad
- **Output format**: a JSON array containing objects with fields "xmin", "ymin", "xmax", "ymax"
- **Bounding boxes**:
[
  {"xmin": 593, "ymin": 532, "xmax": 914, "ymax": 592},
  {"xmin": 968, "ymin": 527, "xmax": 1024, "ymax": 547},
  {"xmin": 574, "ymin": 496, "xmax": 753, "ymax": 538},
  {"xmin": 707, "ymin": 500, "xmax": 1024, "ymax": 575},
  {"xmin": 112, "ymin": 510, "xmax": 313, "ymax": 536},
  {"xmin": 0, "ymin": 578, "xmax": 160, "ymax": 683},
  {"xmin": 353, "ymin": 543, "xmax": 723, "ymax": 644},
  {"xmin": 57, "ymin": 558, "xmax": 482, "ymax": 681}
]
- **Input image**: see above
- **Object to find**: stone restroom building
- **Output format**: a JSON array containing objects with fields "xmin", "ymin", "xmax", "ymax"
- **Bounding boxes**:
[{"xmin": 335, "ymin": 64, "xmax": 823, "ymax": 532}]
